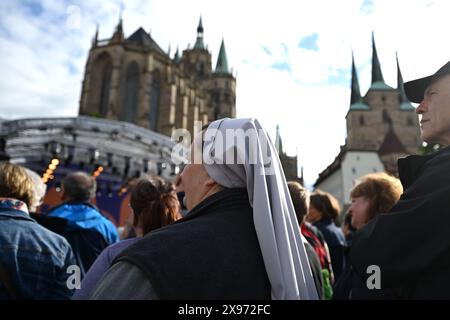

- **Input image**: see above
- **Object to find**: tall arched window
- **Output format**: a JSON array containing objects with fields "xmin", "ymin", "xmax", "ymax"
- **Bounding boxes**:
[
  {"xmin": 100, "ymin": 62, "xmax": 112, "ymax": 117},
  {"xmin": 149, "ymin": 70, "xmax": 161, "ymax": 131},
  {"xmin": 91, "ymin": 52, "xmax": 112, "ymax": 117},
  {"xmin": 122, "ymin": 62, "xmax": 140, "ymax": 123}
]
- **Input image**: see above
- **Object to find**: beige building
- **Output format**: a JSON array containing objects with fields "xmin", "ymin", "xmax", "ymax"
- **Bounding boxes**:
[{"xmin": 79, "ymin": 17, "xmax": 236, "ymax": 137}]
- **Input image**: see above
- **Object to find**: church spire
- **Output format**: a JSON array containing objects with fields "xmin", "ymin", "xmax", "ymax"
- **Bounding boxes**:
[
  {"xmin": 215, "ymin": 38, "xmax": 230, "ymax": 74},
  {"xmin": 397, "ymin": 53, "xmax": 414, "ymax": 110},
  {"xmin": 111, "ymin": 11, "xmax": 124, "ymax": 43},
  {"xmin": 350, "ymin": 51, "xmax": 362, "ymax": 105},
  {"xmin": 275, "ymin": 125, "xmax": 284, "ymax": 156},
  {"xmin": 173, "ymin": 46, "xmax": 181, "ymax": 64},
  {"xmin": 194, "ymin": 16, "xmax": 205, "ymax": 49},
  {"xmin": 92, "ymin": 24, "xmax": 99, "ymax": 47},
  {"xmin": 371, "ymin": 32, "xmax": 385, "ymax": 85}
]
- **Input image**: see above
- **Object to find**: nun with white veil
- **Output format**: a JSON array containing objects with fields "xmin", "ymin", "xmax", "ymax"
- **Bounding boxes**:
[{"xmin": 202, "ymin": 118, "xmax": 318, "ymax": 300}]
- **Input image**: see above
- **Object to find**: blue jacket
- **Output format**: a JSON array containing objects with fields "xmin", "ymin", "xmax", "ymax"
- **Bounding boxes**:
[
  {"xmin": 0, "ymin": 208, "xmax": 75, "ymax": 300},
  {"xmin": 47, "ymin": 203, "xmax": 119, "ymax": 245}
]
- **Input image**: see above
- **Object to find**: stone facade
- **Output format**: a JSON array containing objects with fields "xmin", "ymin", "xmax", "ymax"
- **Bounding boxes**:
[
  {"xmin": 346, "ymin": 88, "xmax": 421, "ymax": 155},
  {"xmin": 79, "ymin": 18, "xmax": 236, "ymax": 137}
]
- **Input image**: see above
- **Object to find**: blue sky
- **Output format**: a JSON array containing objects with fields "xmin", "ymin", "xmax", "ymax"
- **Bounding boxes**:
[{"xmin": 1, "ymin": 0, "xmax": 450, "ymax": 188}]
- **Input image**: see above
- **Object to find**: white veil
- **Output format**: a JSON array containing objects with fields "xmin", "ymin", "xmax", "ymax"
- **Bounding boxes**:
[{"xmin": 201, "ymin": 118, "xmax": 318, "ymax": 300}]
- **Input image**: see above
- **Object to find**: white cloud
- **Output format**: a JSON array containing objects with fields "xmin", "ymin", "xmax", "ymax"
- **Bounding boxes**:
[{"xmin": 1, "ymin": 0, "xmax": 450, "ymax": 187}]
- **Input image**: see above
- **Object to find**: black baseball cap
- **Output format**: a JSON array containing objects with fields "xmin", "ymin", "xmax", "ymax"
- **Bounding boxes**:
[{"xmin": 404, "ymin": 61, "xmax": 450, "ymax": 103}]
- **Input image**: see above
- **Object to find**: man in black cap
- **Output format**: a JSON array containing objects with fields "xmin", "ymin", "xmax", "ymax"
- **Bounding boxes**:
[{"xmin": 350, "ymin": 61, "xmax": 450, "ymax": 299}]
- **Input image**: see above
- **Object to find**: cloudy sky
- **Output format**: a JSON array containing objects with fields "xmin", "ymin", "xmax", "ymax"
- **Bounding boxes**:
[{"xmin": 1, "ymin": 0, "xmax": 450, "ymax": 187}]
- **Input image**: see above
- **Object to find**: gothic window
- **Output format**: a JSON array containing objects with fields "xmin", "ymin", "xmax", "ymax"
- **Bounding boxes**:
[
  {"xmin": 92, "ymin": 52, "xmax": 113, "ymax": 117},
  {"xmin": 149, "ymin": 70, "xmax": 161, "ymax": 131},
  {"xmin": 100, "ymin": 62, "xmax": 112, "ymax": 117},
  {"xmin": 224, "ymin": 93, "xmax": 230, "ymax": 103},
  {"xmin": 213, "ymin": 92, "xmax": 220, "ymax": 103},
  {"xmin": 197, "ymin": 62, "xmax": 205, "ymax": 76},
  {"xmin": 122, "ymin": 62, "xmax": 140, "ymax": 123},
  {"xmin": 359, "ymin": 115, "xmax": 365, "ymax": 126}
]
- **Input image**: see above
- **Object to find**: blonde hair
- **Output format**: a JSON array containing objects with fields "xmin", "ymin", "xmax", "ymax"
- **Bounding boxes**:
[
  {"xmin": 25, "ymin": 168, "xmax": 47, "ymax": 211},
  {"xmin": 0, "ymin": 162, "xmax": 35, "ymax": 208},
  {"xmin": 350, "ymin": 172, "xmax": 403, "ymax": 220}
]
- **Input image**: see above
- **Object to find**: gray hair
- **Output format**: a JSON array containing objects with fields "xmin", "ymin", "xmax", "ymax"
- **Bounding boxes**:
[
  {"xmin": 62, "ymin": 172, "xmax": 96, "ymax": 202},
  {"xmin": 25, "ymin": 168, "xmax": 47, "ymax": 212}
]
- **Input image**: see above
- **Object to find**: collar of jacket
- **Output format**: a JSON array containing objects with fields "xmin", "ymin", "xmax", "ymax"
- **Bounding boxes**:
[
  {"xmin": 0, "ymin": 207, "xmax": 35, "ymax": 222},
  {"xmin": 178, "ymin": 188, "xmax": 249, "ymax": 223},
  {"xmin": 0, "ymin": 198, "xmax": 29, "ymax": 215},
  {"xmin": 47, "ymin": 201, "xmax": 100, "ymax": 214},
  {"xmin": 398, "ymin": 145, "xmax": 450, "ymax": 189}
]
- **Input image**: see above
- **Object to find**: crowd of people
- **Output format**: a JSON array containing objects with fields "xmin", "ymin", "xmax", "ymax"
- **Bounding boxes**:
[{"xmin": 1, "ymin": 61, "xmax": 450, "ymax": 300}]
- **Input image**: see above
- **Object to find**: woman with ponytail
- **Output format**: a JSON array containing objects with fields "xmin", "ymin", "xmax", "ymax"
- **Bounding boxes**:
[{"xmin": 72, "ymin": 176, "xmax": 181, "ymax": 299}]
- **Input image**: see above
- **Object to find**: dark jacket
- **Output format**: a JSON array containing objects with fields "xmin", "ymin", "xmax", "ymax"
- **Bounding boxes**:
[
  {"xmin": 0, "ymin": 208, "xmax": 75, "ymax": 299},
  {"xmin": 314, "ymin": 218, "xmax": 347, "ymax": 281},
  {"xmin": 350, "ymin": 146, "xmax": 450, "ymax": 299},
  {"xmin": 105, "ymin": 188, "xmax": 271, "ymax": 300},
  {"xmin": 46, "ymin": 202, "xmax": 118, "ymax": 277}
]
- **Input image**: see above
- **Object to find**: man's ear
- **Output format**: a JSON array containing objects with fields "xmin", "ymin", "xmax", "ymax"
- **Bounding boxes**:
[{"xmin": 60, "ymin": 189, "xmax": 67, "ymax": 202}]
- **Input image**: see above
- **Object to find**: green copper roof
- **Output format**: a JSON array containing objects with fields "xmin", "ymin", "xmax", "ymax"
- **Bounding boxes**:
[
  {"xmin": 173, "ymin": 47, "xmax": 181, "ymax": 63},
  {"xmin": 369, "ymin": 81, "xmax": 394, "ymax": 90},
  {"xmin": 399, "ymin": 102, "xmax": 414, "ymax": 110},
  {"xmin": 215, "ymin": 39, "xmax": 230, "ymax": 74},
  {"xmin": 396, "ymin": 53, "xmax": 413, "ymax": 110},
  {"xmin": 371, "ymin": 32, "xmax": 385, "ymax": 85},
  {"xmin": 350, "ymin": 51, "xmax": 363, "ymax": 105},
  {"xmin": 349, "ymin": 101, "xmax": 370, "ymax": 110},
  {"xmin": 194, "ymin": 16, "xmax": 205, "ymax": 49}
]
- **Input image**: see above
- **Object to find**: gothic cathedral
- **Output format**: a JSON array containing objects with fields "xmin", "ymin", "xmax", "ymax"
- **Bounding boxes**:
[{"xmin": 79, "ymin": 17, "xmax": 236, "ymax": 136}]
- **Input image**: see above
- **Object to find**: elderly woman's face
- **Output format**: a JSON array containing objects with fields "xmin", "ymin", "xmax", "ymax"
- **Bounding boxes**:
[
  {"xmin": 349, "ymin": 196, "xmax": 370, "ymax": 230},
  {"xmin": 178, "ymin": 135, "xmax": 212, "ymax": 211}
]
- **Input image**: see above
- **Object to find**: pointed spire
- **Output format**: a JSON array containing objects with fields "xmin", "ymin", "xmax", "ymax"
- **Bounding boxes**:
[
  {"xmin": 174, "ymin": 46, "xmax": 181, "ymax": 64},
  {"xmin": 194, "ymin": 16, "xmax": 205, "ymax": 49},
  {"xmin": 350, "ymin": 51, "xmax": 362, "ymax": 105},
  {"xmin": 275, "ymin": 125, "xmax": 284, "ymax": 155},
  {"xmin": 197, "ymin": 16, "xmax": 204, "ymax": 33},
  {"xmin": 371, "ymin": 32, "xmax": 385, "ymax": 85},
  {"xmin": 215, "ymin": 38, "xmax": 230, "ymax": 74},
  {"xmin": 349, "ymin": 50, "xmax": 369, "ymax": 111},
  {"xmin": 167, "ymin": 44, "xmax": 171, "ymax": 56},
  {"xmin": 396, "ymin": 52, "xmax": 413, "ymax": 110},
  {"xmin": 111, "ymin": 11, "xmax": 124, "ymax": 43},
  {"xmin": 92, "ymin": 24, "xmax": 99, "ymax": 47}
]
